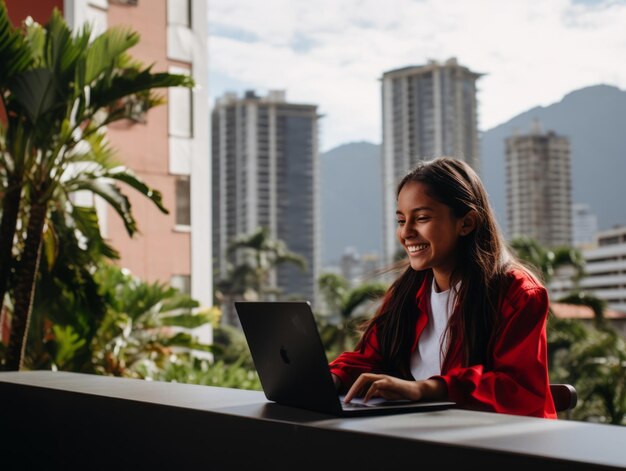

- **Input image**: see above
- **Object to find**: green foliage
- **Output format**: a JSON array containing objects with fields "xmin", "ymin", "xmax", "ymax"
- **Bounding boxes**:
[
  {"xmin": 512, "ymin": 237, "xmax": 626, "ymax": 423},
  {"xmin": 0, "ymin": 4, "xmax": 194, "ymax": 370},
  {"xmin": 218, "ymin": 226, "xmax": 308, "ymax": 298},
  {"xmin": 51, "ymin": 324, "xmax": 86, "ymax": 368},
  {"xmin": 212, "ymin": 323, "xmax": 255, "ymax": 370},
  {"xmin": 510, "ymin": 236, "xmax": 585, "ymax": 284},
  {"xmin": 215, "ymin": 226, "xmax": 308, "ymax": 325},
  {"xmin": 317, "ymin": 272, "xmax": 387, "ymax": 356},
  {"xmin": 0, "ymin": 2, "xmax": 33, "ymax": 85},
  {"xmin": 155, "ymin": 355, "xmax": 261, "ymax": 391},
  {"xmin": 24, "ymin": 207, "xmax": 110, "ymax": 372},
  {"xmin": 90, "ymin": 263, "xmax": 216, "ymax": 379},
  {"xmin": 548, "ymin": 315, "xmax": 626, "ymax": 425},
  {"xmin": 317, "ymin": 314, "xmax": 364, "ymax": 363}
]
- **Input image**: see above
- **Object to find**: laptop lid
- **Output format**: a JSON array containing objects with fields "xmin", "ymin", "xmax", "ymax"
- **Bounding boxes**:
[{"xmin": 234, "ymin": 301, "xmax": 455, "ymax": 417}]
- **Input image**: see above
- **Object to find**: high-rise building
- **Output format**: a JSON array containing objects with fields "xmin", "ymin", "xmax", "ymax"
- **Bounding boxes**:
[
  {"xmin": 212, "ymin": 90, "xmax": 320, "ymax": 324},
  {"xmin": 381, "ymin": 58, "xmax": 483, "ymax": 264},
  {"xmin": 505, "ymin": 124, "xmax": 572, "ymax": 248},
  {"xmin": 5, "ymin": 0, "xmax": 211, "ymax": 308}
]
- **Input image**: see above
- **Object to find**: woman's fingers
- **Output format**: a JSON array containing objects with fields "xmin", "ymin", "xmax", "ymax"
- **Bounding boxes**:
[
  {"xmin": 344, "ymin": 374, "xmax": 426, "ymax": 403},
  {"xmin": 362, "ymin": 379, "xmax": 380, "ymax": 402},
  {"xmin": 363, "ymin": 376, "xmax": 394, "ymax": 402},
  {"xmin": 343, "ymin": 373, "xmax": 381, "ymax": 403}
]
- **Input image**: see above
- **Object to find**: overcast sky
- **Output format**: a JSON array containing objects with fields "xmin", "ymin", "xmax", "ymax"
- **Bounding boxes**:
[{"xmin": 207, "ymin": 0, "xmax": 626, "ymax": 153}]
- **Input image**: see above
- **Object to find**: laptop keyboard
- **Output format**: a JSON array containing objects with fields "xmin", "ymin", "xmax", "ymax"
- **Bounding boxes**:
[{"xmin": 342, "ymin": 401, "xmax": 373, "ymax": 409}]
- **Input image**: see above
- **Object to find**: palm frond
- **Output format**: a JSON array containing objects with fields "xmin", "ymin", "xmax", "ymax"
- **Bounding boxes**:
[
  {"xmin": 71, "ymin": 178, "xmax": 137, "ymax": 235},
  {"xmin": 104, "ymin": 166, "xmax": 168, "ymax": 214},
  {"xmin": 8, "ymin": 68, "xmax": 56, "ymax": 123},
  {"xmin": 84, "ymin": 26, "xmax": 139, "ymax": 84},
  {"xmin": 0, "ymin": 2, "xmax": 33, "ymax": 86},
  {"xmin": 45, "ymin": 10, "xmax": 76, "ymax": 74},
  {"xmin": 66, "ymin": 204, "xmax": 119, "ymax": 260},
  {"xmin": 90, "ymin": 67, "xmax": 193, "ymax": 113}
]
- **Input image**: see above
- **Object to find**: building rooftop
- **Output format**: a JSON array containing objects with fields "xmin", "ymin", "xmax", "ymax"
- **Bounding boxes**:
[{"xmin": 551, "ymin": 302, "xmax": 626, "ymax": 320}]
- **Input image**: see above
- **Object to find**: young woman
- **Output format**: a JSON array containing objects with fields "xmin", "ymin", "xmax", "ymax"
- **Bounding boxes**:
[{"xmin": 330, "ymin": 157, "xmax": 557, "ymax": 419}]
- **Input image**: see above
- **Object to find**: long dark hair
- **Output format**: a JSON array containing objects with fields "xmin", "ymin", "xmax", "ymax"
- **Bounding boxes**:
[{"xmin": 355, "ymin": 157, "xmax": 538, "ymax": 378}]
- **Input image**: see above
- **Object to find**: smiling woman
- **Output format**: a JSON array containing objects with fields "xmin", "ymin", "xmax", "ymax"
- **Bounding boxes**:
[{"xmin": 328, "ymin": 156, "xmax": 558, "ymax": 419}]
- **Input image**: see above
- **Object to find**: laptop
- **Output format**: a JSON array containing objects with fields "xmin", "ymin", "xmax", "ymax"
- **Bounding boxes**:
[{"xmin": 234, "ymin": 300, "xmax": 456, "ymax": 417}]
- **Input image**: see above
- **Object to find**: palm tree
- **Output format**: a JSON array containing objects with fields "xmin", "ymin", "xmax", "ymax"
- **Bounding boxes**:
[
  {"xmin": 0, "ymin": 0, "xmax": 34, "ymax": 335},
  {"xmin": 0, "ymin": 7, "xmax": 194, "ymax": 370},
  {"xmin": 510, "ymin": 236, "xmax": 585, "ymax": 284},
  {"xmin": 228, "ymin": 226, "xmax": 307, "ymax": 297},
  {"xmin": 317, "ymin": 272, "xmax": 387, "ymax": 356},
  {"xmin": 215, "ymin": 227, "xmax": 308, "ymax": 326},
  {"xmin": 24, "ymin": 206, "xmax": 113, "ymax": 371}
]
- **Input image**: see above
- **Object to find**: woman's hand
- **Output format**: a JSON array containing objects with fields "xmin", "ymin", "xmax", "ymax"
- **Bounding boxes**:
[{"xmin": 343, "ymin": 373, "xmax": 447, "ymax": 403}]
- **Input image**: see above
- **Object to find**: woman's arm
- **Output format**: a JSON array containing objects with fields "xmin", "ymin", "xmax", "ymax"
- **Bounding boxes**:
[{"xmin": 436, "ymin": 283, "xmax": 556, "ymax": 418}]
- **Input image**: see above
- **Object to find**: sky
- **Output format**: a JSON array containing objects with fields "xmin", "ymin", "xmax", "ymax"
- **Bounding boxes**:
[{"xmin": 207, "ymin": 0, "xmax": 626, "ymax": 153}]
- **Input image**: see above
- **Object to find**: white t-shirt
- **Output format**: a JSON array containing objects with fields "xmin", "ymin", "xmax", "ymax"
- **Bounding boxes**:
[{"xmin": 409, "ymin": 278, "xmax": 456, "ymax": 380}]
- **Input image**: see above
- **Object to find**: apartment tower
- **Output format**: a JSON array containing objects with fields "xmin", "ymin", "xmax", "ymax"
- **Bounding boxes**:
[
  {"xmin": 505, "ymin": 125, "xmax": 572, "ymax": 248},
  {"xmin": 212, "ymin": 90, "xmax": 320, "ymax": 324},
  {"xmin": 381, "ymin": 58, "xmax": 483, "ymax": 264},
  {"xmin": 6, "ymin": 0, "xmax": 212, "ymax": 308}
]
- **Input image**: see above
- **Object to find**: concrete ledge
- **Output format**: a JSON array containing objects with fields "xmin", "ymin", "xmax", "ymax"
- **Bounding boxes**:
[{"xmin": 1, "ymin": 371, "xmax": 624, "ymax": 470}]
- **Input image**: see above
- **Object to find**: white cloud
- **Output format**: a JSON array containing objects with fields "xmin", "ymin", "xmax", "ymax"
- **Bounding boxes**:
[{"xmin": 208, "ymin": 0, "xmax": 626, "ymax": 151}]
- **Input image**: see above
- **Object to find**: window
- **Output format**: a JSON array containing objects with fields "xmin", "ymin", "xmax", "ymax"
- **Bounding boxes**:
[
  {"xmin": 176, "ymin": 177, "xmax": 191, "ymax": 226},
  {"xmin": 170, "ymin": 274, "xmax": 191, "ymax": 295},
  {"xmin": 167, "ymin": 0, "xmax": 191, "ymax": 27}
]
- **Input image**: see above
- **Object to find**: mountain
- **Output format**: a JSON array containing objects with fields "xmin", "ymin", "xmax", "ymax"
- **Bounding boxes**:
[
  {"xmin": 319, "ymin": 141, "xmax": 382, "ymax": 266},
  {"xmin": 320, "ymin": 84, "xmax": 626, "ymax": 266},
  {"xmin": 480, "ymin": 84, "xmax": 626, "ymax": 235}
]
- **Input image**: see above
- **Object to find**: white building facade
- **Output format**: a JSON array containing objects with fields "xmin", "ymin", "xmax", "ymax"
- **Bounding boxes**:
[{"xmin": 550, "ymin": 226, "xmax": 626, "ymax": 313}]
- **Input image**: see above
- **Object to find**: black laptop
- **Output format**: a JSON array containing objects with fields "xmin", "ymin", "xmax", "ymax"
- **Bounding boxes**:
[{"xmin": 234, "ymin": 301, "xmax": 455, "ymax": 417}]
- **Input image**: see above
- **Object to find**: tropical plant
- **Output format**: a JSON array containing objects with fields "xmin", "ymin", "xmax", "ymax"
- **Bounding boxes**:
[
  {"xmin": 211, "ymin": 322, "xmax": 256, "ymax": 370},
  {"xmin": 317, "ymin": 272, "xmax": 387, "ymax": 358},
  {"xmin": 152, "ymin": 305, "xmax": 260, "ymax": 389},
  {"xmin": 547, "ymin": 282, "xmax": 624, "ymax": 425},
  {"xmin": 0, "ymin": 5, "xmax": 194, "ymax": 370},
  {"xmin": 510, "ymin": 236, "xmax": 585, "ymax": 284},
  {"xmin": 512, "ymin": 237, "xmax": 626, "ymax": 423},
  {"xmin": 549, "ymin": 318, "xmax": 626, "ymax": 425},
  {"xmin": 90, "ymin": 263, "xmax": 216, "ymax": 379},
  {"xmin": 214, "ymin": 226, "xmax": 307, "ymax": 325},
  {"xmin": 155, "ymin": 355, "xmax": 262, "ymax": 391},
  {"xmin": 21, "ymin": 205, "xmax": 116, "ymax": 372}
]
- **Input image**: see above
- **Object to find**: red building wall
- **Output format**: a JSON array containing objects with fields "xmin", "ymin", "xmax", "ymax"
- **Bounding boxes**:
[{"xmin": 5, "ymin": 0, "xmax": 63, "ymax": 26}]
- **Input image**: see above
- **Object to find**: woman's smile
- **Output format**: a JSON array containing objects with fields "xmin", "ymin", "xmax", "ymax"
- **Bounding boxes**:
[{"xmin": 406, "ymin": 243, "xmax": 429, "ymax": 255}]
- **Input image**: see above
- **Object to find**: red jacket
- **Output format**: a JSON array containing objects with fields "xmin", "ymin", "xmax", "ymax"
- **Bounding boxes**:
[{"xmin": 329, "ymin": 269, "xmax": 557, "ymax": 419}]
